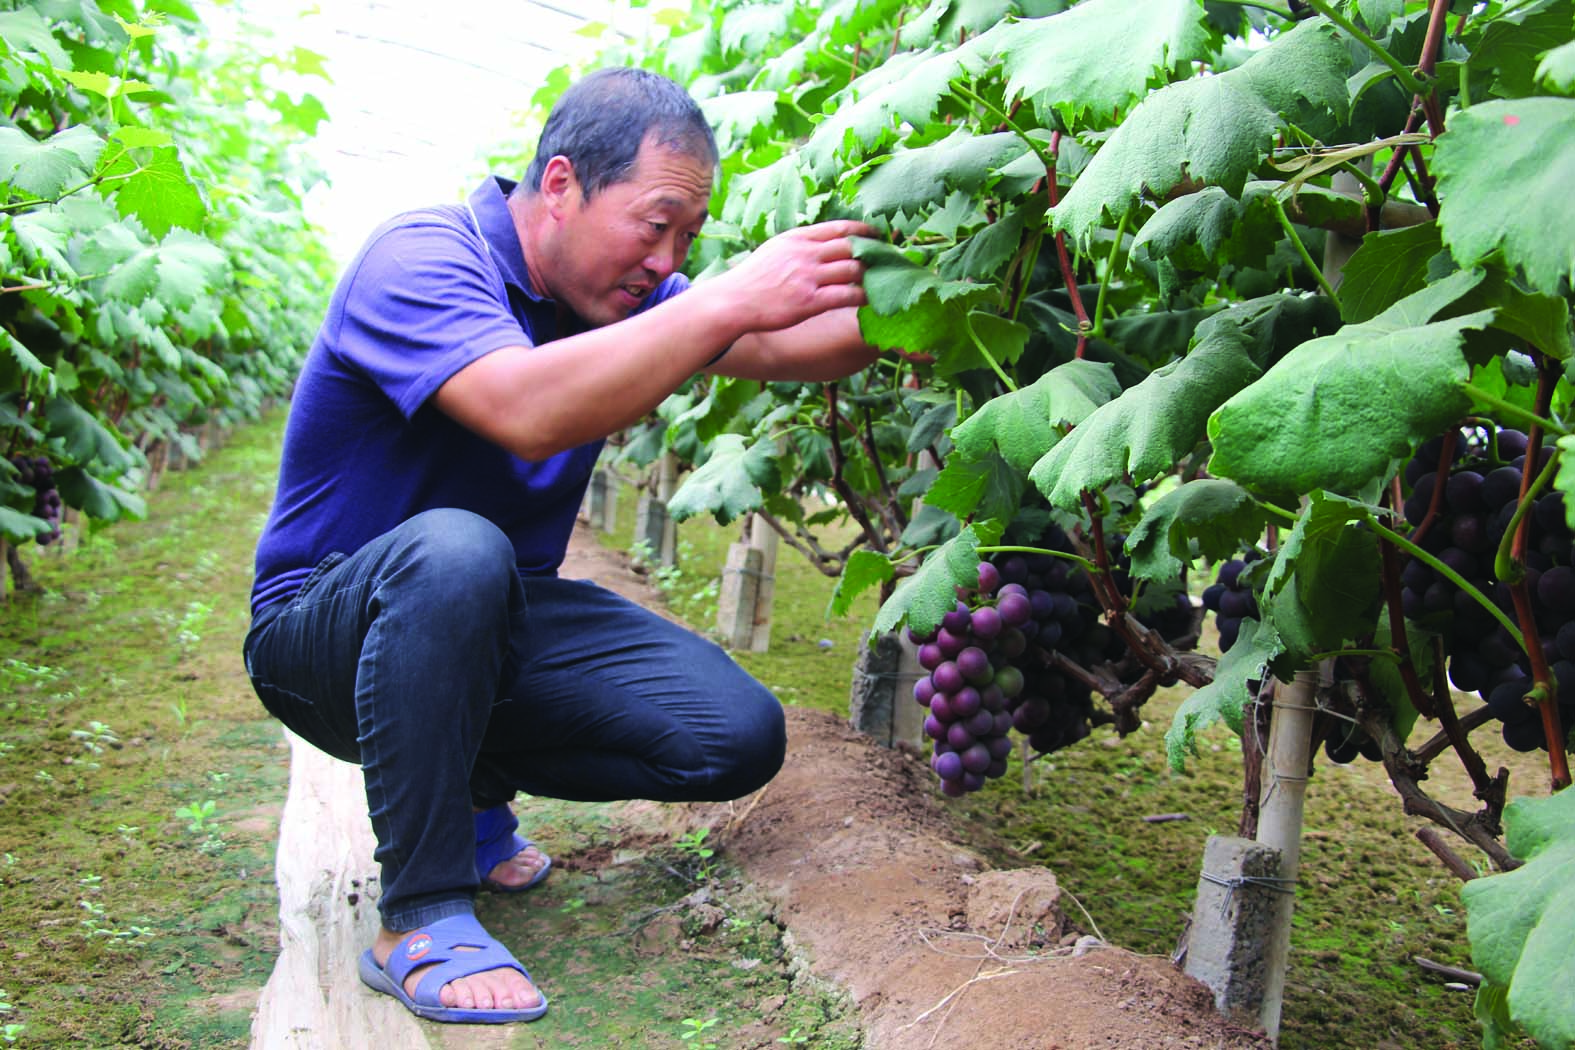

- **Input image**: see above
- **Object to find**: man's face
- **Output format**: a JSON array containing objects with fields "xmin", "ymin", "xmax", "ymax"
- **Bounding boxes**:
[{"xmin": 543, "ymin": 135, "xmax": 713, "ymax": 329}]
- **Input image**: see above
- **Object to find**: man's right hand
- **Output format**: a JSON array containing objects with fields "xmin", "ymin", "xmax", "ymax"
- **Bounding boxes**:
[{"xmin": 708, "ymin": 220, "xmax": 875, "ymax": 335}]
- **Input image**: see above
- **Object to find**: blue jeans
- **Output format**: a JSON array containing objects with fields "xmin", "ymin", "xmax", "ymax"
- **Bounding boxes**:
[{"xmin": 242, "ymin": 508, "xmax": 785, "ymax": 930}]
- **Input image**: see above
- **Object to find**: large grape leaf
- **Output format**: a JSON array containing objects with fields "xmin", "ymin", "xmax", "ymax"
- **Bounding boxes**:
[
  {"xmin": 1029, "ymin": 310, "xmax": 1262, "ymax": 509},
  {"xmin": 0, "ymin": 125, "xmax": 104, "ymax": 199},
  {"xmin": 1132, "ymin": 180, "xmax": 1362, "ymax": 274},
  {"xmin": 1052, "ymin": 19, "xmax": 1352, "ymax": 243},
  {"xmin": 44, "ymin": 396, "xmax": 135, "ymax": 472},
  {"xmin": 829, "ymin": 548, "xmax": 895, "ymax": 618},
  {"xmin": 1166, "ymin": 616, "xmax": 1284, "ymax": 769},
  {"xmin": 872, "ymin": 523, "xmax": 988, "ymax": 636},
  {"xmin": 0, "ymin": 505, "xmax": 54, "ymax": 544},
  {"xmin": 106, "ymin": 147, "xmax": 206, "ymax": 238},
  {"xmin": 1433, "ymin": 98, "xmax": 1575, "ymax": 299},
  {"xmin": 1463, "ymin": 0, "xmax": 1575, "ymax": 100},
  {"xmin": 1126, "ymin": 478, "xmax": 1272, "ymax": 582},
  {"xmin": 1539, "ymin": 38, "xmax": 1575, "ymax": 94},
  {"xmin": 1336, "ymin": 221, "xmax": 1442, "ymax": 323},
  {"xmin": 1260, "ymin": 491, "xmax": 1382, "ymax": 662},
  {"xmin": 923, "ymin": 451, "xmax": 1025, "ymax": 522},
  {"xmin": 983, "ymin": 0, "xmax": 1217, "ymax": 130},
  {"xmin": 847, "ymin": 130, "xmax": 1027, "ymax": 219},
  {"xmin": 724, "ymin": 155, "xmax": 808, "ymax": 241},
  {"xmin": 0, "ymin": 9, "xmax": 73, "ymax": 69},
  {"xmin": 950, "ymin": 358, "xmax": 1120, "ymax": 472},
  {"xmin": 798, "ymin": 42, "xmax": 991, "ymax": 180},
  {"xmin": 666, "ymin": 433, "xmax": 780, "ymax": 525},
  {"xmin": 55, "ymin": 465, "xmax": 145, "ymax": 523},
  {"xmin": 852, "ymin": 238, "xmax": 995, "ymax": 358},
  {"xmin": 86, "ymin": 226, "xmax": 228, "ymax": 310},
  {"xmin": 1207, "ymin": 270, "xmax": 1496, "ymax": 495},
  {"xmin": 1461, "ymin": 789, "xmax": 1575, "ymax": 1050}
]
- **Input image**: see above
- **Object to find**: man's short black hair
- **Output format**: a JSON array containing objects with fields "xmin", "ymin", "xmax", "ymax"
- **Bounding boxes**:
[{"xmin": 520, "ymin": 67, "xmax": 718, "ymax": 200}]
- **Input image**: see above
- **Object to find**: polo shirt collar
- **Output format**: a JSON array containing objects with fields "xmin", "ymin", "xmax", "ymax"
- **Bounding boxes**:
[{"xmin": 468, "ymin": 176, "xmax": 547, "ymax": 303}]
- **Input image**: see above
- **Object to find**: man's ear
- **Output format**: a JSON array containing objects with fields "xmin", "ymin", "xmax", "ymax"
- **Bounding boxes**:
[{"xmin": 538, "ymin": 155, "xmax": 580, "ymax": 217}]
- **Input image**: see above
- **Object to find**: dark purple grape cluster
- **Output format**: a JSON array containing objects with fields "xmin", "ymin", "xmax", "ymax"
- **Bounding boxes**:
[
  {"xmin": 1401, "ymin": 425, "xmax": 1574, "ymax": 754},
  {"xmin": 1200, "ymin": 557, "xmax": 1260, "ymax": 653},
  {"xmin": 907, "ymin": 529, "xmax": 1197, "ymax": 796},
  {"xmin": 9, "ymin": 455, "xmax": 62, "ymax": 545}
]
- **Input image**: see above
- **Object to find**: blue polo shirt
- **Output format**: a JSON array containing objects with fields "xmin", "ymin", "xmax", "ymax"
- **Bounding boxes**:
[{"xmin": 250, "ymin": 176, "xmax": 688, "ymax": 615}]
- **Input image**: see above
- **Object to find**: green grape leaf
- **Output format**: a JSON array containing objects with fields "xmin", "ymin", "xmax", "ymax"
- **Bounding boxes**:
[
  {"xmin": 701, "ymin": 90, "xmax": 780, "ymax": 154},
  {"xmin": 985, "ymin": 0, "xmax": 1217, "ymax": 130},
  {"xmin": 872, "ymin": 524, "xmax": 985, "ymax": 636},
  {"xmin": 0, "ymin": 125, "xmax": 104, "ymax": 199},
  {"xmin": 938, "ymin": 310, "xmax": 1029, "ymax": 378},
  {"xmin": 1260, "ymin": 491, "xmax": 1381, "ymax": 662},
  {"xmin": 848, "ymin": 130, "xmax": 1027, "ymax": 219},
  {"xmin": 923, "ymin": 451, "xmax": 1026, "ymax": 522},
  {"xmin": 1465, "ymin": 0, "xmax": 1575, "ymax": 100},
  {"xmin": 92, "ymin": 227, "xmax": 228, "ymax": 309},
  {"xmin": 937, "ymin": 201, "xmax": 1044, "ymax": 282},
  {"xmin": 1538, "ymin": 38, "xmax": 1575, "ymax": 94},
  {"xmin": 54, "ymin": 465, "xmax": 145, "ymax": 522},
  {"xmin": 1207, "ymin": 270, "xmax": 1496, "ymax": 495},
  {"xmin": 1029, "ymin": 309, "xmax": 1263, "ymax": 509},
  {"xmin": 1133, "ymin": 180, "xmax": 1362, "ymax": 274},
  {"xmin": 829, "ymin": 548, "xmax": 895, "ymax": 619},
  {"xmin": 1, "ymin": 328, "xmax": 52, "ymax": 385},
  {"xmin": 1053, "ymin": 19, "xmax": 1351, "ymax": 243},
  {"xmin": 106, "ymin": 146, "xmax": 205, "ymax": 238},
  {"xmin": 0, "ymin": 9, "xmax": 73, "ymax": 69},
  {"xmin": 1433, "ymin": 98, "xmax": 1575, "ymax": 298},
  {"xmin": 0, "ymin": 505, "xmax": 54, "ymax": 544},
  {"xmin": 1462, "ymin": 789, "xmax": 1575, "ymax": 1050},
  {"xmin": 852, "ymin": 238, "xmax": 994, "ymax": 357},
  {"xmin": 666, "ymin": 433, "xmax": 780, "ymax": 524},
  {"xmin": 1557, "ymin": 435, "xmax": 1575, "ymax": 531},
  {"xmin": 799, "ymin": 43, "xmax": 990, "ymax": 180},
  {"xmin": 1336, "ymin": 221, "xmax": 1442, "ymax": 323},
  {"xmin": 725, "ymin": 155, "xmax": 808, "ymax": 241},
  {"xmin": 44, "ymin": 396, "xmax": 135, "ymax": 473},
  {"xmin": 1166, "ymin": 616, "xmax": 1284, "ymax": 769},
  {"xmin": 950, "ymin": 358, "xmax": 1121, "ymax": 472},
  {"xmin": 1126, "ymin": 478, "xmax": 1272, "ymax": 582},
  {"xmin": 720, "ymin": 1, "xmax": 793, "ymax": 56}
]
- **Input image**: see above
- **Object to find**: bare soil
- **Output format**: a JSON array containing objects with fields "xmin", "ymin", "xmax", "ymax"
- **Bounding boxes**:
[{"xmin": 561, "ymin": 523, "xmax": 1272, "ymax": 1050}]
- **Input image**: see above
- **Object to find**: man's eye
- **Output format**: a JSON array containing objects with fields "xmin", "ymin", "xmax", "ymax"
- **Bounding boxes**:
[{"xmin": 649, "ymin": 221, "xmax": 668, "ymax": 235}]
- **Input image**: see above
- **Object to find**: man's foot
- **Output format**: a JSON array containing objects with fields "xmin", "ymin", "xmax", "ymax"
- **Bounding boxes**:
[
  {"xmin": 370, "ymin": 923, "xmax": 542, "ymax": 1013},
  {"xmin": 484, "ymin": 843, "xmax": 550, "ymax": 890}
]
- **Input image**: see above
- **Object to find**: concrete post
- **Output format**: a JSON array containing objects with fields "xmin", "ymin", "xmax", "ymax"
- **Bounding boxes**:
[
  {"xmin": 745, "ymin": 513, "xmax": 779, "ymax": 653},
  {"xmin": 848, "ymin": 631, "xmax": 927, "ymax": 749},
  {"xmin": 716, "ymin": 543, "xmax": 762, "ymax": 650},
  {"xmin": 1182, "ymin": 835, "xmax": 1287, "ymax": 1027}
]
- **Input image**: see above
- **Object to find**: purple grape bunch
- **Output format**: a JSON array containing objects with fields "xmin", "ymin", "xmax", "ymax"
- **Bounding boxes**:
[
  {"xmin": 9, "ymin": 455, "xmax": 62, "ymax": 546},
  {"xmin": 1399, "ymin": 425, "xmax": 1574, "ymax": 755},
  {"xmin": 907, "ymin": 529, "xmax": 1198, "ymax": 797},
  {"xmin": 1200, "ymin": 556, "xmax": 1259, "ymax": 654}
]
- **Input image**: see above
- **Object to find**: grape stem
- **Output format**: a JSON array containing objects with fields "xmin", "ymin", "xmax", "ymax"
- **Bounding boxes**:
[
  {"xmin": 1270, "ymin": 196, "xmax": 1343, "ymax": 309},
  {"xmin": 1491, "ymin": 442, "xmax": 1561, "ymax": 584},
  {"xmin": 1044, "ymin": 133, "xmax": 1091, "ymax": 359},
  {"xmin": 1427, "ymin": 635, "xmax": 1499, "ymax": 804},
  {"xmin": 961, "ymin": 311, "xmax": 1019, "ymax": 393},
  {"xmin": 1461, "ymin": 385, "xmax": 1569, "ymax": 438},
  {"xmin": 1300, "ymin": 0, "xmax": 1424, "ymax": 98},
  {"xmin": 976, "ymin": 544, "xmax": 1095, "ymax": 573}
]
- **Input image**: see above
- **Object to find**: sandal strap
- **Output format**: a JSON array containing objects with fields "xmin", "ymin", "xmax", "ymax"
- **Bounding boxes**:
[
  {"xmin": 383, "ymin": 914, "xmax": 528, "ymax": 1008},
  {"xmin": 474, "ymin": 804, "xmax": 524, "ymax": 878}
]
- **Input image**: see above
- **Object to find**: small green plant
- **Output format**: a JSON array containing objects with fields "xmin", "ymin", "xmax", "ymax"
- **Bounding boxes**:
[
  {"xmin": 78, "ymin": 900, "xmax": 155, "ymax": 945},
  {"xmin": 1, "ymin": 658, "xmax": 65, "ymax": 706},
  {"xmin": 777, "ymin": 1028, "xmax": 811, "ymax": 1045},
  {"xmin": 169, "ymin": 695, "xmax": 189, "ymax": 727},
  {"xmin": 175, "ymin": 600, "xmax": 213, "ymax": 656},
  {"xmin": 70, "ymin": 720, "xmax": 119, "ymax": 755},
  {"xmin": 675, "ymin": 827, "xmax": 717, "ymax": 881},
  {"xmin": 116, "ymin": 824, "xmax": 140, "ymax": 843},
  {"xmin": 559, "ymin": 897, "xmax": 587, "ymax": 913},
  {"xmin": 175, "ymin": 799, "xmax": 216, "ymax": 833},
  {"xmin": 678, "ymin": 1016, "xmax": 719, "ymax": 1047}
]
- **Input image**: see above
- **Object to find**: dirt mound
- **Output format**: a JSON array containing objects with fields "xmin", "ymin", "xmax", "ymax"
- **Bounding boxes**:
[{"xmin": 680, "ymin": 706, "xmax": 1270, "ymax": 1050}]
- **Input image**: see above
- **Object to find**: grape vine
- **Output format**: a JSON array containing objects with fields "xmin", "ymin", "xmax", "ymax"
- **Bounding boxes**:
[{"xmin": 537, "ymin": 0, "xmax": 1574, "ymax": 1043}]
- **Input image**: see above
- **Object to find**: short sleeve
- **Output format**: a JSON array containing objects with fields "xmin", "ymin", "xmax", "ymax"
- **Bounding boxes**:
[{"xmin": 330, "ymin": 215, "xmax": 531, "ymax": 419}]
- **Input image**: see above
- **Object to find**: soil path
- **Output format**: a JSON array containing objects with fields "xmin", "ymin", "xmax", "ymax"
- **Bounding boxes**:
[{"xmin": 251, "ymin": 521, "xmax": 1270, "ymax": 1050}]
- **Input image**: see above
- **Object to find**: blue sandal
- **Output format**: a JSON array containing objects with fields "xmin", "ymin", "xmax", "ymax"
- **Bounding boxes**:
[
  {"xmin": 475, "ymin": 804, "xmax": 552, "ymax": 893},
  {"xmin": 357, "ymin": 912, "xmax": 548, "ymax": 1023}
]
